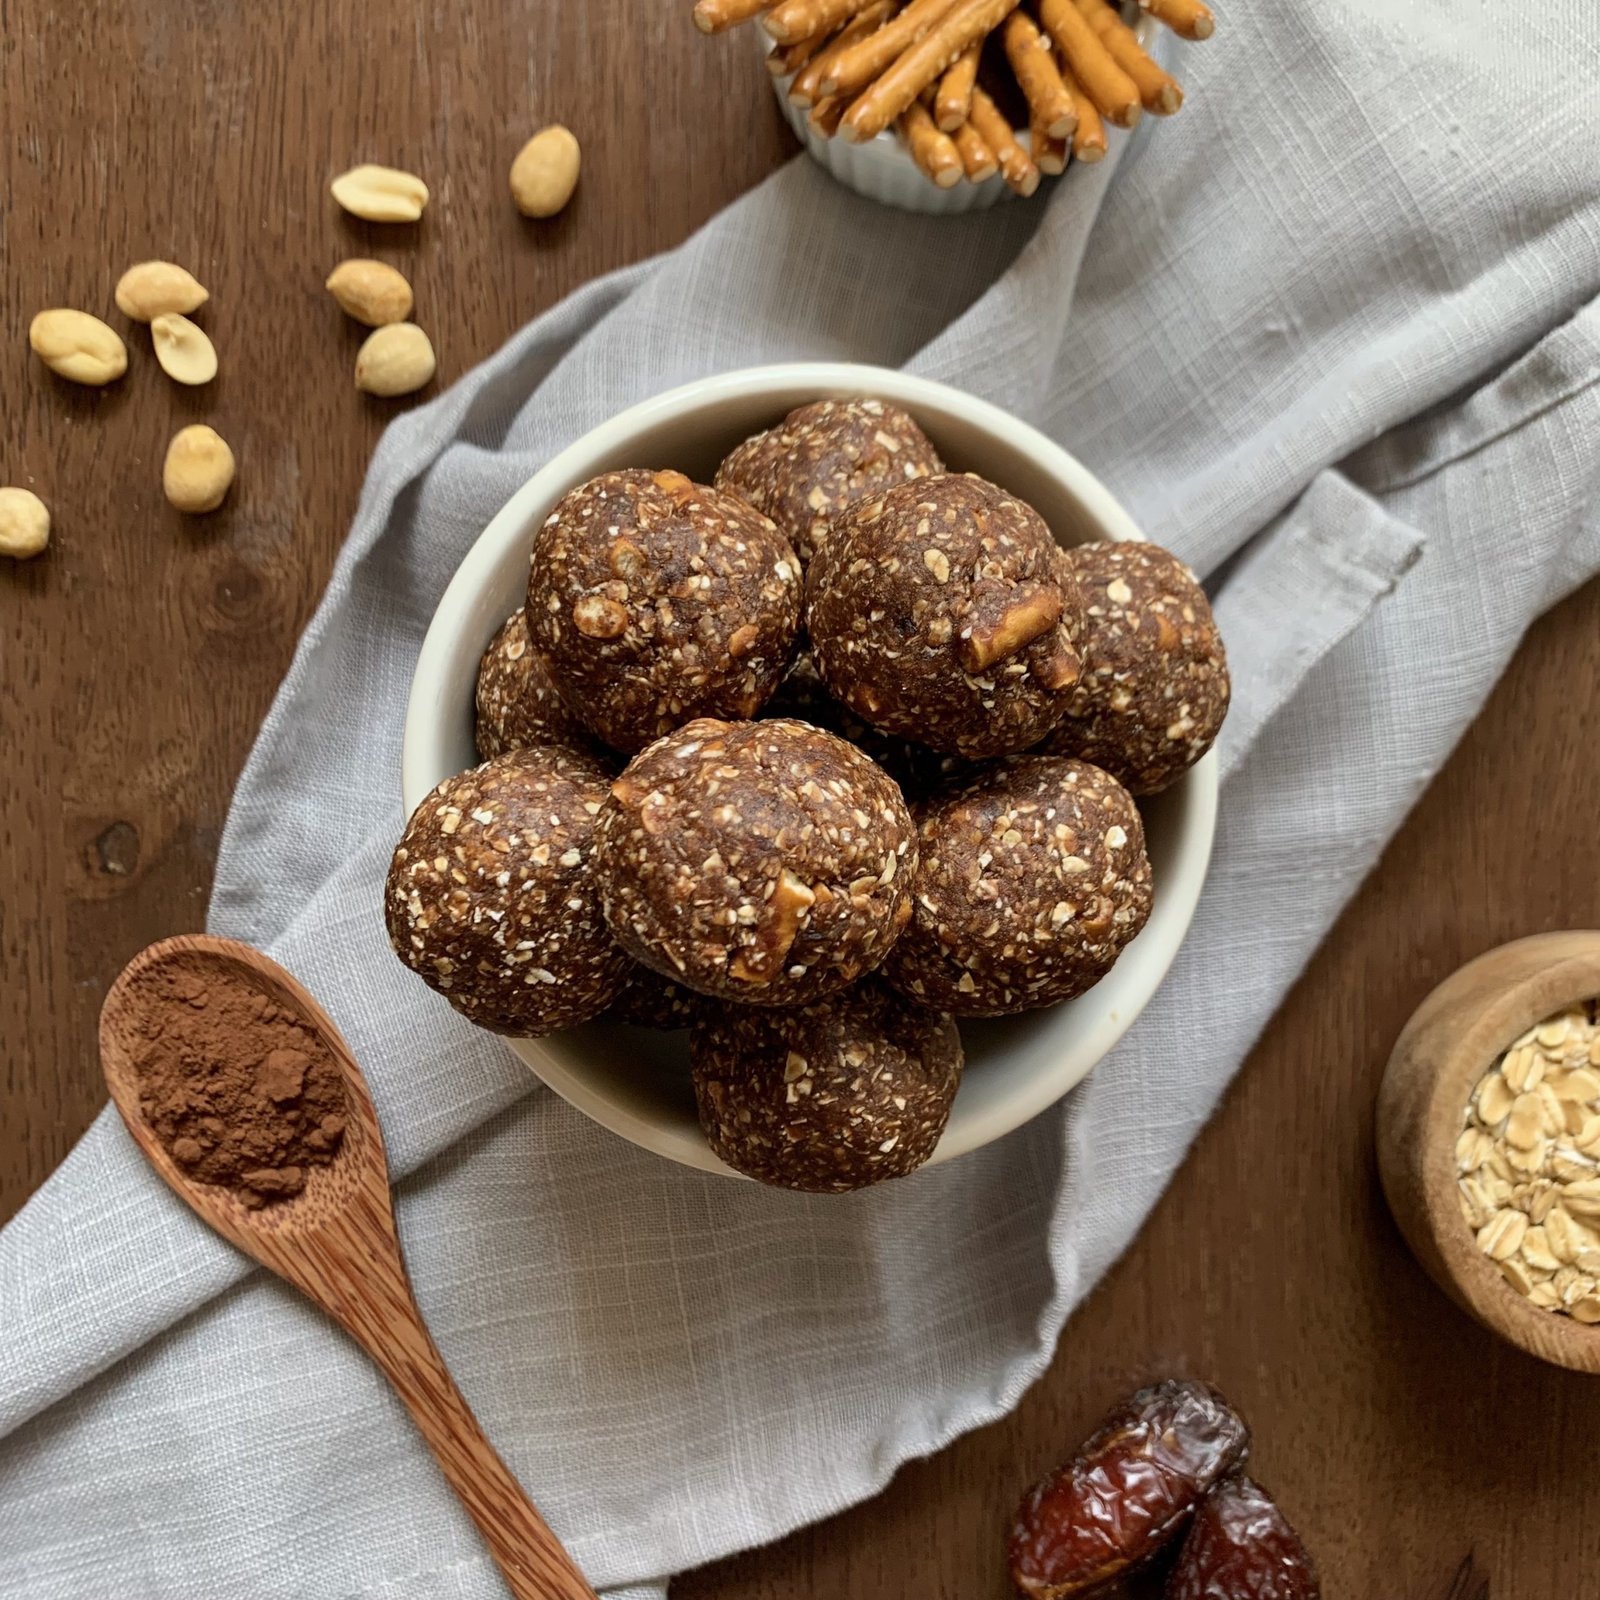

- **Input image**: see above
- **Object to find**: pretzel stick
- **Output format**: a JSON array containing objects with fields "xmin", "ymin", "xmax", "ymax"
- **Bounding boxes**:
[
  {"xmin": 1031, "ymin": 122, "xmax": 1069, "ymax": 174},
  {"xmin": 1001, "ymin": 11, "xmax": 1077, "ymax": 139},
  {"xmin": 933, "ymin": 43, "xmax": 980, "ymax": 130},
  {"xmin": 1058, "ymin": 58, "xmax": 1107, "ymax": 161},
  {"xmin": 790, "ymin": 0, "xmax": 896, "ymax": 105},
  {"xmin": 950, "ymin": 119, "xmax": 998, "ymax": 179},
  {"xmin": 1039, "ymin": 0, "xmax": 1140, "ymax": 126},
  {"xmin": 769, "ymin": 26, "xmax": 834, "ymax": 74},
  {"xmin": 840, "ymin": 0, "xmax": 1021, "ymax": 143},
  {"xmin": 968, "ymin": 86, "xmax": 1039, "ymax": 195},
  {"xmin": 765, "ymin": 0, "xmax": 870, "ymax": 44},
  {"xmin": 1074, "ymin": 0, "xmax": 1182, "ymax": 111},
  {"xmin": 693, "ymin": 0, "xmax": 771, "ymax": 33},
  {"xmin": 1140, "ymin": 0, "xmax": 1214, "ymax": 40},
  {"xmin": 820, "ymin": 0, "xmax": 961, "ymax": 97},
  {"xmin": 900, "ymin": 100, "xmax": 964, "ymax": 186},
  {"xmin": 809, "ymin": 93, "xmax": 848, "ymax": 133}
]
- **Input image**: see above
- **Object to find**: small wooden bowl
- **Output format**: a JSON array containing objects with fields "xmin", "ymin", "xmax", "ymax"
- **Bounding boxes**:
[{"xmin": 1378, "ymin": 930, "xmax": 1600, "ymax": 1374}]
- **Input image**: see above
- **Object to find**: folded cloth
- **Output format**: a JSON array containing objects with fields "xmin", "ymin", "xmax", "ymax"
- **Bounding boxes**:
[{"xmin": 4, "ymin": 3, "xmax": 1599, "ymax": 1595}]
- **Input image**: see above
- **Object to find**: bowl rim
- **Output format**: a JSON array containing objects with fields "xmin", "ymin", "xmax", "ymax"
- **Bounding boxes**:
[{"xmin": 402, "ymin": 361, "xmax": 1218, "ymax": 1177}]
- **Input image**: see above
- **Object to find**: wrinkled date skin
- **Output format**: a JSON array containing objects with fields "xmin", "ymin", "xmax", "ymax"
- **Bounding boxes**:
[
  {"xmin": 1009, "ymin": 1380, "xmax": 1251, "ymax": 1599},
  {"xmin": 1165, "ymin": 1476, "xmax": 1320, "ymax": 1600}
]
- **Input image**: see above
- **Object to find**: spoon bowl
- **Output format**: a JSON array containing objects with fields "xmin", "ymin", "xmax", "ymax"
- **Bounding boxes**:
[{"xmin": 101, "ymin": 932, "xmax": 598, "ymax": 1600}]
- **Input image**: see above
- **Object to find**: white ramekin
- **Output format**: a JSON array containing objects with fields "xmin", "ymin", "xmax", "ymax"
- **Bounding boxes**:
[
  {"xmin": 402, "ymin": 363, "xmax": 1217, "ymax": 1178},
  {"xmin": 764, "ymin": 10, "xmax": 1158, "ymax": 215}
]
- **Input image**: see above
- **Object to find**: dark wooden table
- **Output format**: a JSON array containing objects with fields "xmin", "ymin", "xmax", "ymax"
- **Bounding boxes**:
[{"xmin": 3, "ymin": 5, "xmax": 1596, "ymax": 1597}]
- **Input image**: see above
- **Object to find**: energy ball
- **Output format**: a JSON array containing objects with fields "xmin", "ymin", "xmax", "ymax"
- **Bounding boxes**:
[
  {"xmin": 384, "ymin": 746, "xmax": 628, "ymax": 1035},
  {"xmin": 714, "ymin": 397, "xmax": 944, "ymax": 568},
  {"xmin": 595, "ymin": 717, "xmax": 916, "ymax": 1008},
  {"xmin": 884, "ymin": 755, "xmax": 1152, "ymax": 1016},
  {"xmin": 603, "ymin": 962, "xmax": 702, "ymax": 1030},
  {"xmin": 807, "ymin": 473, "xmax": 1085, "ymax": 760},
  {"xmin": 763, "ymin": 646, "xmax": 972, "ymax": 800},
  {"xmin": 526, "ymin": 468, "xmax": 802, "ymax": 755},
  {"xmin": 690, "ymin": 982, "xmax": 962, "ymax": 1192},
  {"xmin": 1041, "ymin": 541, "xmax": 1230, "ymax": 794},
  {"xmin": 474, "ymin": 609, "xmax": 597, "ymax": 761}
]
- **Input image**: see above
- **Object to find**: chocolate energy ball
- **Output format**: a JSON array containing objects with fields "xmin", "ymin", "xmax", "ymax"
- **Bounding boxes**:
[
  {"xmin": 806, "ymin": 473, "xmax": 1086, "ymax": 760},
  {"xmin": 1041, "ymin": 540, "xmax": 1230, "ymax": 794},
  {"xmin": 603, "ymin": 962, "xmax": 703, "ymax": 1030},
  {"xmin": 714, "ymin": 397, "xmax": 944, "ymax": 567},
  {"xmin": 690, "ymin": 981, "xmax": 962, "ymax": 1192},
  {"xmin": 884, "ymin": 755, "xmax": 1152, "ymax": 1016},
  {"xmin": 385, "ymin": 746, "xmax": 628, "ymax": 1035},
  {"xmin": 764, "ymin": 645, "xmax": 972, "ymax": 800},
  {"xmin": 526, "ymin": 468, "xmax": 802, "ymax": 755},
  {"xmin": 595, "ymin": 717, "xmax": 916, "ymax": 1008},
  {"xmin": 474, "ymin": 608, "xmax": 597, "ymax": 761}
]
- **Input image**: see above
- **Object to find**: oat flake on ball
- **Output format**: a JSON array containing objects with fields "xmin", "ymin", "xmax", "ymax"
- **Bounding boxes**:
[
  {"xmin": 884, "ymin": 755, "xmax": 1152, "ymax": 1016},
  {"xmin": 474, "ymin": 608, "xmax": 598, "ymax": 761},
  {"xmin": 595, "ymin": 717, "xmax": 916, "ymax": 1008},
  {"xmin": 1040, "ymin": 540, "xmax": 1230, "ymax": 795},
  {"xmin": 691, "ymin": 981, "xmax": 962, "ymax": 1192},
  {"xmin": 385, "ymin": 746, "xmax": 628, "ymax": 1035},
  {"xmin": 714, "ymin": 397, "xmax": 944, "ymax": 568},
  {"xmin": 806, "ymin": 473, "xmax": 1086, "ymax": 760},
  {"xmin": 526, "ymin": 468, "xmax": 802, "ymax": 754}
]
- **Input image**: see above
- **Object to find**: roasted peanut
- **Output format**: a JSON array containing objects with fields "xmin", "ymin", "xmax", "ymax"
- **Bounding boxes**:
[
  {"xmin": 354, "ymin": 323, "xmax": 436, "ymax": 397},
  {"xmin": 510, "ymin": 126, "xmax": 581, "ymax": 218},
  {"xmin": 163, "ymin": 425, "xmax": 235, "ymax": 514},
  {"xmin": 324, "ymin": 259, "xmax": 414, "ymax": 326},
  {"xmin": 151, "ymin": 313, "xmax": 218, "ymax": 385},
  {"xmin": 0, "ymin": 488, "xmax": 50, "ymax": 560},
  {"xmin": 330, "ymin": 164, "xmax": 429, "ymax": 222},
  {"xmin": 114, "ymin": 261, "xmax": 209, "ymax": 322},
  {"xmin": 29, "ymin": 309, "xmax": 127, "ymax": 385}
]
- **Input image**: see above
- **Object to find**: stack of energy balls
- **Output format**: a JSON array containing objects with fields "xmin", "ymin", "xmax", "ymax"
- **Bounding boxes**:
[{"xmin": 385, "ymin": 397, "xmax": 1229, "ymax": 1193}]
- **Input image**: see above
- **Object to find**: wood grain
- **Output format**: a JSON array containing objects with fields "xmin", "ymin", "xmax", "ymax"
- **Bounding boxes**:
[
  {"xmin": 0, "ymin": 0, "xmax": 792, "ymax": 1223},
  {"xmin": 3, "ymin": 2, "xmax": 1599, "ymax": 1597},
  {"xmin": 100, "ymin": 935, "xmax": 598, "ymax": 1600}
]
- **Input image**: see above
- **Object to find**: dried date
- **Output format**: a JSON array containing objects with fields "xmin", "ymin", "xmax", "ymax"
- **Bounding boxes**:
[
  {"xmin": 1009, "ymin": 1380, "xmax": 1251, "ymax": 1599},
  {"xmin": 1166, "ymin": 1475, "xmax": 1320, "ymax": 1599}
]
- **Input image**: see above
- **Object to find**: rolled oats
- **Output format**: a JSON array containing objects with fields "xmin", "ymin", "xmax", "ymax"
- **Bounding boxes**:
[{"xmin": 1457, "ymin": 997, "xmax": 1600, "ymax": 1325}]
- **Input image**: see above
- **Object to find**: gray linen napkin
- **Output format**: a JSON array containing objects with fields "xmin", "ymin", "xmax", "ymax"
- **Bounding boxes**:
[{"xmin": 4, "ymin": 3, "xmax": 1599, "ymax": 1595}]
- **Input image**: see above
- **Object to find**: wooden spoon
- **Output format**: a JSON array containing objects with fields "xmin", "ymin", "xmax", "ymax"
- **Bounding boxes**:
[{"xmin": 100, "ymin": 933, "xmax": 599, "ymax": 1600}]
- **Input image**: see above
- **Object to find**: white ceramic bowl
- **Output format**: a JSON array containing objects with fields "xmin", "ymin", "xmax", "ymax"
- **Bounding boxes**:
[{"xmin": 403, "ymin": 363, "xmax": 1217, "ymax": 1178}]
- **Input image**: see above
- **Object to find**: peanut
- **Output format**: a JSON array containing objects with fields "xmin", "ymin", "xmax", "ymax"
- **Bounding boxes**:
[
  {"xmin": 324, "ymin": 259, "xmax": 414, "ymax": 326},
  {"xmin": 163, "ymin": 425, "xmax": 235, "ymax": 514},
  {"xmin": 330, "ymin": 164, "xmax": 429, "ymax": 222},
  {"xmin": 0, "ymin": 488, "xmax": 50, "ymax": 560},
  {"xmin": 114, "ymin": 260, "xmax": 209, "ymax": 322},
  {"xmin": 510, "ymin": 126, "xmax": 581, "ymax": 218},
  {"xmin": 29, "ymin": 309, "xmax": 128, "ymax": 385},
  {"xmin": 354, "ymin": 323, "xmax": 436, "ymax": 397},
  {"xmin": 151, "ymin": 313, "xmax": 218, "ymax": 386}
]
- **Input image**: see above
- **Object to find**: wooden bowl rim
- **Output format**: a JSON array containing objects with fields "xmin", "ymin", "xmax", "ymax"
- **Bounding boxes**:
[{"xmin": 1397, "ymin": 933, "xmax": 1600, "ymax": 1374}]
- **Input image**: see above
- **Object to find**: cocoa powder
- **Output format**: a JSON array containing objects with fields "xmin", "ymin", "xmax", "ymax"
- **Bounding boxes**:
[{"xmin": 125, "ymin": 951, "xmax": 346, "ymax": 1207}]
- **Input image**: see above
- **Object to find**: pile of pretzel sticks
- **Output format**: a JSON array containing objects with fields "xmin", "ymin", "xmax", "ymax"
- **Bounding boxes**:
[{"xmin": 694, "ymin": 0, "xmax": 1212, "ymax": 194}]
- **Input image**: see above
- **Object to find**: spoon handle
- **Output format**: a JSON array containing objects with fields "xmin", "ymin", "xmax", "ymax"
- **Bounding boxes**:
[{"xmin": 309, "ymin": 1223, "xmax": 598, "ymax": 1600}]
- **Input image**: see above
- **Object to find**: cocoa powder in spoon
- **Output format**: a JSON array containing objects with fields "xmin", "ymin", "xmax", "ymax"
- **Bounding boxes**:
[{"xmin": 123, "ymin": 951, "xmax": 346, "ymax": 1207}]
